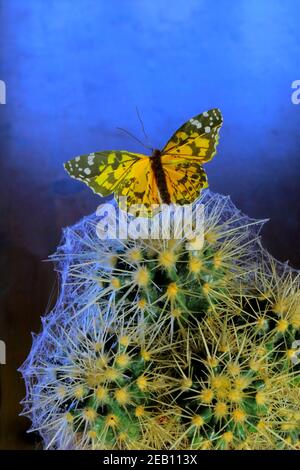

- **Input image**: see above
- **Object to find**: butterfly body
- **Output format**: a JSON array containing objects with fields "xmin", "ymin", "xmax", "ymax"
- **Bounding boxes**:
[
  {"xmin": 150, "ymin": 148, "xmax": 171, "ymax": 204},
  {"xmin": 65, "ymin": 109, "xmax": 223, "ymax": 216}
]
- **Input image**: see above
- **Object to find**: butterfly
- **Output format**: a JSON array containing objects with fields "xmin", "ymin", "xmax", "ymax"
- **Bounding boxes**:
[{"xmin": 64, "ymin": 109, "xmax": 223, "ymax": 216}]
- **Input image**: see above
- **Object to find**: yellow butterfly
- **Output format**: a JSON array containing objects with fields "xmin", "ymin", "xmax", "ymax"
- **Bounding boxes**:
[{"xmin": 64, "ymin": 109, "xmax": 223, "ymax": 216}]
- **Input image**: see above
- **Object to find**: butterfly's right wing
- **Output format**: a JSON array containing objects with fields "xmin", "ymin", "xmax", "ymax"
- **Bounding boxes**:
[
  {"xmin": 159, "ymin": 109, "xmax": 223, "ymax": 205},
  {"xmin": 162, "ymin": 108, "xmax": 223, "ymax": 163},
  {"xmin": 160, "ymin": 156, "xmax": 208, "ymax": 205},
  {"xmin": 64, "ymin": 151, "xmax": 161, "ymax": 215}
]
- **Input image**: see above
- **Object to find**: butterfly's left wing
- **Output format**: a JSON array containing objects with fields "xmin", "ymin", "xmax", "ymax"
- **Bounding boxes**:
[
  {"xmin": 160, "ymin": 109, "xmax": 223, "ymax": 204},
  {"xmin": 64, "ymin": 151, "xmax": 161, "ymax": 215}
]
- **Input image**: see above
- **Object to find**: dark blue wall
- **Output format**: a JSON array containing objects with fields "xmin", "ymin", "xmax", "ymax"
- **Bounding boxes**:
[{"xmin": 1, "ymin": 0, "xmax": 300, "ymax": 263}]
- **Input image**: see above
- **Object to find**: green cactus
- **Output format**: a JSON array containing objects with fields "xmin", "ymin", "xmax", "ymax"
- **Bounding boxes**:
[{"xmin": 20, "ymin": 192, "xmax": 300, "ymax": 449}]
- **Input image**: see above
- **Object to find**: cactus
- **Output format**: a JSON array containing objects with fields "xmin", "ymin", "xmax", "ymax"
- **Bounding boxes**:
[{"xmin": 20, "ymin": 191, "xmax": 300, "ymax": 449}]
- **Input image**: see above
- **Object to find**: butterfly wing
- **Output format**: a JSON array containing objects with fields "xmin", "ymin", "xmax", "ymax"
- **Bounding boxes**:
[
  {"xmin": 64, "ymin": 151, "xmax": 160, "ymax": 214},
  {"xmin": 160, "ymin": 157, "xmax": 208, "ymax": 205},
  {"xmin": 160, "ymin": 108, "xmax": 223, "ymax": 204},
  {"xmin": 162, "ymin": 108, "xmax": 223, "ymax": 161}
]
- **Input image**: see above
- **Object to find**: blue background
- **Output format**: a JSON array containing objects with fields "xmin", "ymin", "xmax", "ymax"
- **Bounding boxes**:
[
  {"xmin": 1, "ymin": 0, "xmax": 300, "ymax": 262},
  {"xmin": 0, "ymin": 0, "xmax": 300, "ymax": 448}
]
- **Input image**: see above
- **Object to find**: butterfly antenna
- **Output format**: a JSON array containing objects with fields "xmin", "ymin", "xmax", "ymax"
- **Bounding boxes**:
[
  {"xmin": 135, "ymin": 106, "xmax": 149, "ymax": 143},
  {"xmin": 116, "ymin": 127, "xmax": 153, "ymax": 151}
]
